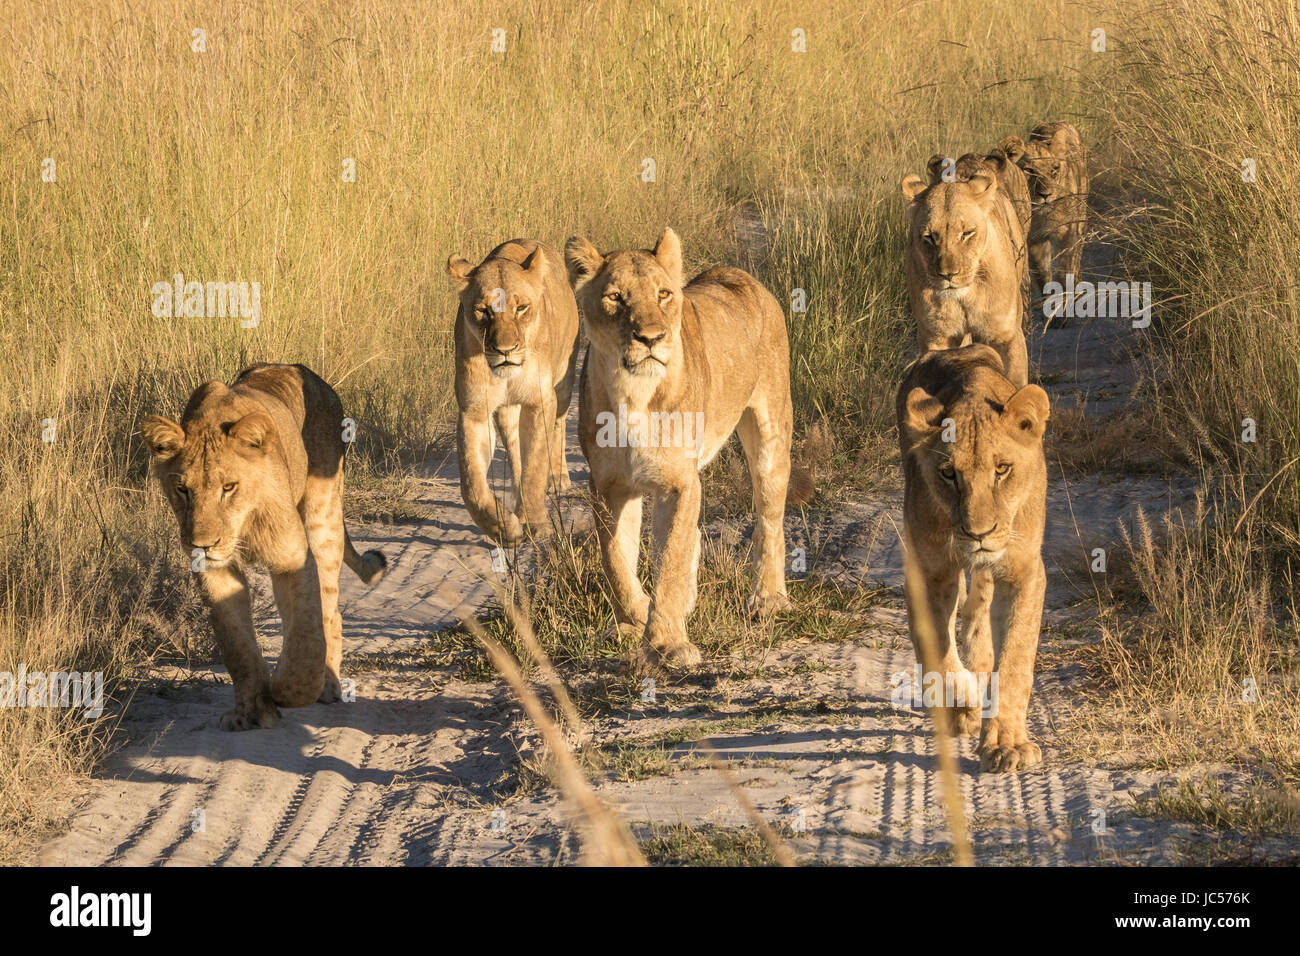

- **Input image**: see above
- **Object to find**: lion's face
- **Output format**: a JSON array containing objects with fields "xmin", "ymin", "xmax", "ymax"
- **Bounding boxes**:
[
  {"xmin": 141, "ymin": 402, "xmax": 277, "ymax": 567},
  {"xmin": 901, "ymin": 171, "xmax": 1000, "ymax": 296},
  {"xmin": 903, "ymin": 367, "xmax": 1049, "ymax": 566},
  {"xmin": 999, "ymin": 129, "xmax": 1080, "ymax": 206},
  {"xmin": 447, "ymin": 250, "xmax": 548, "ymax": 380},
  {"xmin": 1018, "ymin": 145, "xmax": 1069, "ymax": 204},
  {"xmin": 564, "ymin": 228, "xmax": 684, "ymax": 382}
]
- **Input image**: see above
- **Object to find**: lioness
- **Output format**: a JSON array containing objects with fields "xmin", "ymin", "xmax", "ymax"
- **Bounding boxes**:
[
  {"xmin": 447, "ymin": 239, "xmax": 580, "ymax": 544},
  {"xmin": 141, "ymin": 364, "xmax": 387, "ymax": 731},
  {"xmin": 565, "ymin": 228, "xmax": 806, "ymax": 669},
  {"xmin": 902, "ymin": 167, "xmax": 1029, "ymax": 387},
  {"xmin": 897, "ymin": 344, "xmax": 1049, "ymax": 772},
  {"xmin": 999, "ymin": 122, "xmax": 1089, "ymax": 303},
  {"xmin": 926, "ymin": 152, "xmax": 1032, "ymax": 331}
]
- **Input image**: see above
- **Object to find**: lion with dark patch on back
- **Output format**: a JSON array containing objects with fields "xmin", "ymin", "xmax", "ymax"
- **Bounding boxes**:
[
  {"xmin": 141, "ymin": 364, "xmax": 386, "ymax": 731},
  {"xmin": 898, "ymin": 345, "xmax": 1050, "ymax": 772}
]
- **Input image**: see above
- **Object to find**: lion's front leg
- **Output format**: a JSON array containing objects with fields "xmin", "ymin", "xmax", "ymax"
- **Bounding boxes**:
[
  {"xmin": 904, "ymin": 558, "xmax": 982, "ymax": 737},
  {"xmin": 640, "ymin": 478, "xmax": 704, "ymax": 670},
  {"xmin": 198, "ymin": 563, "xmax": 280, "ymax": 731},
  {"xmin": 1028, "ymin": 238, "xmax": 1054, "ymax": 315},
  {"xmin": 593, "ymin": 483, "xmax": 651, "ymax": 633},
  {"xmin": 517, "ymin": 395, "xmax": 556, "ymax": 535},
  {"xmin": 979, "ymin": 559, "xmax": 1046, "ymax": 772},
  {"xmin": 269, "ymin": 538, "xmax": 327, "ymax": 709},
  {"xmin": 736, "ymin": 404, "xmax": 792, "ymax": 616},
  {"xmin": 458, "ymin": 411, "xmax": 523, "ymax": 544}
]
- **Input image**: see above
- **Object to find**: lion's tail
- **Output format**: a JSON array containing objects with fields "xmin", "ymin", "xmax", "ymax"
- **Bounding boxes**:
[
  {"xmin": 786, "ymin": 463, "xmax": 815, "ymax": 507},
  {"xmin": 344, "ymin": 531, "xmax": 388, "ymax": 586}
]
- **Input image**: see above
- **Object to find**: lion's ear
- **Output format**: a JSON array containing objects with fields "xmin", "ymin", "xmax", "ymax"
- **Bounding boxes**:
[
  {"xmin": 141, "ymin": 415, "xmax": 185, "ymax": 461},
  {"xmin": 564, "ymin": 236, "xmax": 604, "ymax": 289},
  {"xmin": 522, "ymin": 245, "xmax": 546, "ymax": 276},
  {"xmin": 925, "ymin": 155, "xmax": 947, "ymax": 184},
  {"xmin": 226, "ymin": 411, "xmax": 276, "ymax": 453},
  {"xmin": 1047, "ymin": 126, "xmax": 1076, "ymax": 157},
  {"xmin": 981, "ymin": 152, "xmax": 1007, "ymax": 174},
  {"xmin": 653, "ymin": 227, "xmax": 683, "ymax": 288},
  {"xmin": 966, "ymin": 170, "xmax": 998, "ymax": 203},
  {"xmin": 1001, "ymin": 385, "xmax": 1050, "ymax": 441},
  {"xmin": 903, "ymin": 386, "xmax": 945, "ymax": 446},
  {"xmin": 901, "ymin": 173, "xmax": 928, "ymax": 203},
  {"xmin": 447, "ymin": 254, "xmax": 473, "ymax": 289},
  {"xmin": 998, "ymin": 136, "xmax": 1026, "ymax": 164}
]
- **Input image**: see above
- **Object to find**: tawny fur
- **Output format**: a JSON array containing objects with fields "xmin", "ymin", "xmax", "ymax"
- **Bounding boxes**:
[
  {"xmin": 901, "ymin": 167, "xmax": 1030, "ymax": 387},
  {"xmin": 999, "ymin": 122, "xmax": 1090, "ymax": 307},
  {"xmin": 447, "ymin": 239, "xmax": 580, "ymax": 544},
  {"xmin": 566, "ymin": 227, "xmax": 806, "ymax": 672},
  {"xmin": 141, "ymin": 364, "xmax": 387, "ymax": 731},
  {"xmin": 897, "ymin": 345, "xmax": 1050, "ymax": 773}
]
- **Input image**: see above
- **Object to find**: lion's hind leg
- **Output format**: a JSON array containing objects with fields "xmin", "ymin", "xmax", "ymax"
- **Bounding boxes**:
[
  {"xmin": 735, "ymin": 403, "xmax": 792, "ymax": 617},
  {"xmin": 302, "ymin": 471, "xmax": 346, "ymax": 703}
]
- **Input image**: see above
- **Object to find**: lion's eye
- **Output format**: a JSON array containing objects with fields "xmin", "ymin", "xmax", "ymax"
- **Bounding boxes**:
[
  {"xmin": 175, "ymin": 483, "xmax": 190, "ymax": 498},
  {"xmin": 223, "ymin": 482, "xmax": 238, "ymax": 494},
  {"xmin": 995, "ymin": 463, "xmax": 1011, "ymax": 476},
  {"xmin": 515, "ymin": 303, "xmax": 529, "ymax": 315},
  {"xmin": 604, "ymin": 291, "xmax": 621, "ymax": 304},
  {"xmin": 961, "ymin": 230, "xmax": 975, "ymax": 241},
  {"xmin": 923, "ymin": 233, "xmax": 937, "ymax": 245},
  {"xmin": 474, "ymin": 307, "xmax": 489, "ymax": 319},
  {"xmin": 938, "ymin": 463, "xmax": 956, "ymax": 482},
  {"xmin": 658, "ymin": 289, "xmax": 671, "ymax": 301}
]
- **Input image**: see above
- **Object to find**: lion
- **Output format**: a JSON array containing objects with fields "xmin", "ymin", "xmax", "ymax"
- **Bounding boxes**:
[
  {"xmin": 446, "ymin": 239, "xmax": 580, "ymax": 544},
  {"xmin": 902, "ymin": 166, "xmax": 1030, "ymax": 387},
  {"xmin": 141, "ymin": 364, "xmax": 387, "ymax": 731},
  {"xmin": 897, "ymin": 344, "xmax": 1049, "ymax": 772},
  {"xmin": 998, "ymin": 122, "xmax": 1089, "ymax": 306},
  {"xmin": 926, "ymin": 152, "xmax": 1032, "ymax": 331},
  {"xmin": 565, "ymin": 227, "xmax": 810, "ymax": 670}
]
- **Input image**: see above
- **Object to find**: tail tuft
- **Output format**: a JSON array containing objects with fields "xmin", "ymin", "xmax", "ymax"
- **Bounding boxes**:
[
  {"xmin": 786, "ymin": 464, "xmax": 815, "ymax": 506},
  {"xmin": 355, "ymin": 550, "xmax": 387, "ymax": 586},
  {"xmin": 344, "ymin": 532, "xmax": 388, "ymax": 586}
]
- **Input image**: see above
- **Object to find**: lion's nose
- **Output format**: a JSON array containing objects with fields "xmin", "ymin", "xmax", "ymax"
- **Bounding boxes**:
[
  {"xmin": 962, "ymin": 522, "xmax": 998, "ymax": 541},
  {"xmin": 490, "ymin": 341, "xmax": 519, "ymax": 355},
  {"xmin": 633, "ymin": 330, "xmax": 665, "ymax": 348},
  {"xmin": 192, "ymin": 534, "xmax": 223, "ymax": 550}
]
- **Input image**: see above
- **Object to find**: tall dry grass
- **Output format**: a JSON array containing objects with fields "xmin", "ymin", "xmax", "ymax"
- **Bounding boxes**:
[
  {"xmin": 1073, "ymin": 0, "xmax": 1300, "ymax": 801},
  {"xmin": 0, "ymin": 0, "xmax": 1100, "ymax": 859}
]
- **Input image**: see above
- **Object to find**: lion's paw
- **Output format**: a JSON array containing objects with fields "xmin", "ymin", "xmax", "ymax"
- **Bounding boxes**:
[
  {"xmin": 747, "ymin": 590, "xmax": 792, "ymax": 618},
  {"xmin": 220, "ymin": 701, "xmax": 281, "ymax": 731},
  {"xmin": 631, "ymin": 639, "xmax": 702, "ymax": 676},
  {"xmin": 978, "ymin": 740, "xmax": 1041, "ymax": 773},
  {"xmin": 317, "ymin": 674, "xmax": 343, "ymax": 704}
]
